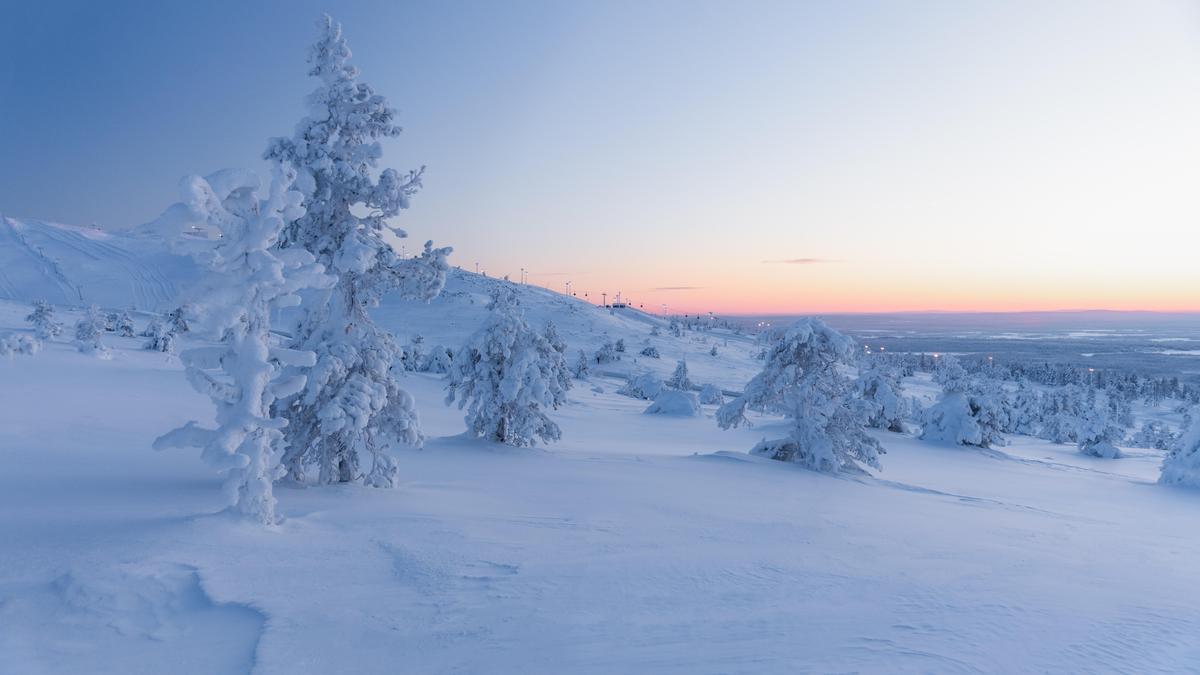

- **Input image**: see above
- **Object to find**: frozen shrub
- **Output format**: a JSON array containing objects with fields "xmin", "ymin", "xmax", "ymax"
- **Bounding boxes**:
[
  {"xmin": 618, "ymin": 372, "xmax": 664, "ymax": 400},
  {"xmin": 644, "ymin": 390, "xmax": 701, "ymax": 417}
]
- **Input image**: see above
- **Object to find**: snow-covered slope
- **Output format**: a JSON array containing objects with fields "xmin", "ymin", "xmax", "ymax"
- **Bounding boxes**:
[
  {"xmin": 0, "ymin": 216, "xmax": 198, "ymax": 311},
  {"xmin": 3, "ymin": 299, "xmax": 1200, "ymax": 673}
]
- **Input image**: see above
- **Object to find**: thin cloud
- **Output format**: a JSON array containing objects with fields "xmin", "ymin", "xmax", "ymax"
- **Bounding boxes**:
[
  {"xmin": 762, "ymin": 258, "xmax": 835, "ymax": 265},
  {"xmin": 654, "ymin": 286, "xmax": 703, "ymax": 291}
]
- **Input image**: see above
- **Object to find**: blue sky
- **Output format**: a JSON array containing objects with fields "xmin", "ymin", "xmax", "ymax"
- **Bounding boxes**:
[{"xmin": 2, "ymin": 1, "xmax": 1199, "ymax": 311}]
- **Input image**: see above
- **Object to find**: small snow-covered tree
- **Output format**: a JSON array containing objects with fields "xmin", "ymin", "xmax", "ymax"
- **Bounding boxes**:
[
  {"xmin": 640, "ymin": 345, "xmax": 660, "ymax": 358},
  {"xmin": 572, "ymin": 349, "xmax": 591, "ymax": 379},
  {"xmin": 446, "ymin": 290, "xmax": 570, "ymax": 446},
  {"xmin": 666, "ymin": 359, "xmax": 693, "ymax": 390},
  {"xmin": 153, "ymin": 166, "xmax": 332, "ymax": 524},
  {"xmin": 402, "ymin": 334, "xmax": 425, "ymax": 372},
  {"xmin": 650, "ymin": 325, "xmax": 662, "ymax": 337},
  {"xmin": 856, "ymin": 359, "xmax": 905, "ymax": 432},
  {"xmin": 167, "ymin": 305, "xmax": 191, "ymax": 334},
  {"xmin": 614, "ymin": 338, "xmax": 626, "ymax": 353},
  {"xmin": 25, "ymin": 300, "xmax": 63, "ymax": 339},
  {"xmin": 424, "ymin": 345, "xmax": 453, "ymax": 374},
  {"xmin": 543, "ymin": 321, "xmax": 566, "ymax": 355},
  {"xmin": 143, "ymin": 317, "xmax": 176, "ymax": 353},
  {"xmin": 1077, "ymin": 405, "xmax": 1123, "ymax": 458},
  {"xmin": 265, "ymin": 16, "xmax": 453, "ymax": 487},
  {"xmin": 921, "ymin": 356, "xmax": 1005, "ymax": 448},
  {"xmin": 709, "ymin": 344, "xmax": 719, "ymax": 357},
  {"xmin": 1160, "ymin": 410, "xmax": 1200, "ymax": 488},
  {"xmin": 115, "ymin": 311, "xmax": 136, "ymax": 338},
  {"xmin": 717, "ymin": 318, "xmax": 883, "ymax": 473},
  {"xmin": 74, "ymin": 305, "xmax": 110, "ymax": 358}
]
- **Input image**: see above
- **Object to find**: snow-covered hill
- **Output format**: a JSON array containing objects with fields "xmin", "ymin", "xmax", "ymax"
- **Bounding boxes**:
[
  {"xmin": 0, "ymin": 216, "xmax": 200, "ymax": 311},
  {"xmin": 0, "ymin": 215, "xmax": 754, "ymax": 389}
]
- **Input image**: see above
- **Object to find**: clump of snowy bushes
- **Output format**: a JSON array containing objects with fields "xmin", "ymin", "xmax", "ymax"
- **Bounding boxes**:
[
  {"xmin": 640, "ymin": 345, "xmax": 660, "ymax": 358},
  {"xmin": 446, "ymin": 290, "xmax": 570, "ymax": 447},
  {"xmin": 718, "ymin": 318, "xmax": 884, "ymax": 474},
  {"xmin": 618, "ymin": 372, "xmax": 665, "ymax": 400},
  {"xmin": 0, "ymin": 332, "xmax": 40, "ymax": 357},
  {"xmin": 644, "ymin": 390, "xmax": 701, "ymax": 417},
  {"xmin": 699, "ymin": 383, "xmax": 724, "ymax": 405}
]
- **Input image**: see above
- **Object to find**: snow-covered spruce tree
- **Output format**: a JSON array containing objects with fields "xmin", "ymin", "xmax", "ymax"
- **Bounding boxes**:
[
  {"xmin": 264, "ymin": 16, "xmax": 452, "ymax": 487},
  {"xmin": 666, "ymin": 359, "xmax": 693, "ymax": 390},
  {"xmin": 543, "ymin": 320, "xmax": 566, "ymax": 355},
  {"xmin": 26, "ymin": 300, "xmax": 63, "ymax": 339},
  {"xmin": 717, "ymin": 318, "xmax": 884, "ymax": 473},
  {"xmin": 115, "ymin": 311, "xmax": 136, "ymax": 338},
  {"xmin": 1160, "ymin": 409, "xmax": 1200, "ymax": 488},
  {"xmin": 1076, "ymin": 405, "xmax": 1123, "ymax": 458},
  {"xmin": 74, "ymin": 305, "xmax": 110, "ymax": 358},
  {"xmin": 920, "ymin": 356, "xmax": 1005, "ymax": 448},
  {"xmin": 143, "ymin": 317, "xmax": 176, "ymax": 353},
  {"xmin": 709, "ymin": 344, "xmax": 719, "ymax": 357},
  {"xmin": 572, "ymin": 349, "xmax": 591, "ymax": 379},
  {"xmin": 445, "ymin": 290, "xmax": 570, "ymax": 447},
  {"xmin": 614, "ymin": 338, "xmax": 626, "ymax": 353},
  {"xmin": 153, "ymin": 166, "xmax": 332, "ymax": 524},
  {"xmin": 855, "ymin": 358, "xmax": 905, "ymax": 432}
]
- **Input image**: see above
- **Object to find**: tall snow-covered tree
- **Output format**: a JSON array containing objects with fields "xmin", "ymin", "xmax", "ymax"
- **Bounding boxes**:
[
  {"xmin": 25, "ymin": 300, "xmax": 63, "ymax": 339},
  {"xmin": 153, "ymin": 166, "xmax": 332, "ymax": 524},
  {"xmin": 264, "ymin": 16, "xmax": 452, "ymax": 487},
  {"xmin": 1160, "ymin": 409, "xmax": 1200, "ymax": 488},
  {"xmin": 666, "ymin": 359, "xmax": 693, "ymax": 390},
  {"xmin": 717, "ymin": 318, "xmax": 884, "ymax": 473},
  {"xmin": 74, "ymin": 305, "xmax": 110, "ymax": 358},
  {"xmin": 445, "ymin": 290, "xmax": 570, "ymax": 447}
]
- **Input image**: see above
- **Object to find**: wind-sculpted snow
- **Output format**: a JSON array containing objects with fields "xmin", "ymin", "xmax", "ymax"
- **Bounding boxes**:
[{"xmin": 0, "ymin": 216, "xmax": 200, "ymax": 311}]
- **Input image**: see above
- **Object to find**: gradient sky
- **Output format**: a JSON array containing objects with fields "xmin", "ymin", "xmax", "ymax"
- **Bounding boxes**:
[{"xmin": 2, "ymin": 1, "xmax": 1198, "ymax": 314}]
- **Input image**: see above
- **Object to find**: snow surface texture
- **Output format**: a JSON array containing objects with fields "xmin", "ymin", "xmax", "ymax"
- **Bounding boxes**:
[
  {"xmin": 2, "ymin": 277, "xmax": 1200, "ymax": 672},
  {"xmin": 0, "ymin": 216, "xmax": 200, "ymax": 311}
]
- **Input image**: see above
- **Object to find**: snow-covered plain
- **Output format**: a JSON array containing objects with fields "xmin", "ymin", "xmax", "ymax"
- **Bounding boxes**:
[{"xmin": 1, "ymin": 226, "xmax": 1199, "ymax": 673}]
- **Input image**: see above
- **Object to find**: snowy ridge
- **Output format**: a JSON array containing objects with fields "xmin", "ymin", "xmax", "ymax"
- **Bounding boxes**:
[{"xmin": 0, "ymin": 216, "xmax": 199, "ymax": 311}]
